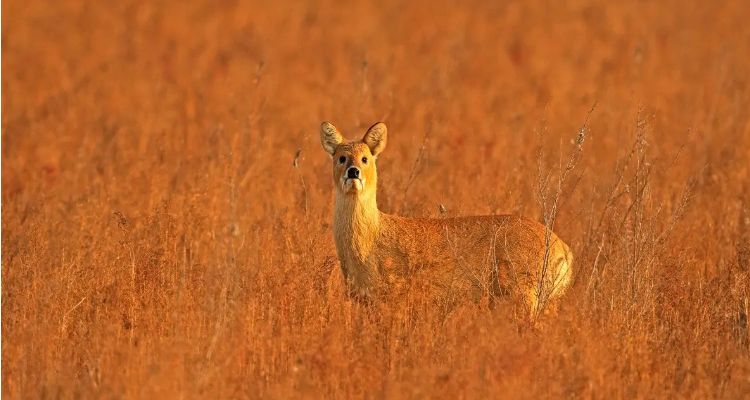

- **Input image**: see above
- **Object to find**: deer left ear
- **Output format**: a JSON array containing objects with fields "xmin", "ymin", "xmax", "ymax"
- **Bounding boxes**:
[{"xmin": 363, "ymin": 122, "xmax": 387, "ymax": 156}]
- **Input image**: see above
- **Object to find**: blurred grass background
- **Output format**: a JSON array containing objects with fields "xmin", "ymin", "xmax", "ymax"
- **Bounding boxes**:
[{"xmin": 2, "ymin": 0, "xmax": 750, "ymax": 398}]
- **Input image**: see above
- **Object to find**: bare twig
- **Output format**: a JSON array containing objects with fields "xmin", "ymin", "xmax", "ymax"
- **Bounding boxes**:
[
  {"xmin": 533, "ymin": 103, "xmax": 595, "ymax": 317},
  {"xmin": 399, "ymin": 118, "xmax": 431, "ymax": 213},
  {"xmin": 292, "ymin": 147, "xmax": 311, "ymax": 248},
  {"xmin": 60, "ymin": 297, "xmax": 87, "ymax": 334}
]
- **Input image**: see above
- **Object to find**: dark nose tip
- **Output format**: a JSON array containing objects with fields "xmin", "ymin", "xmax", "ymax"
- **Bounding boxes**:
[{"xmin": 347, "ymin": 167, "xmax": 360, "ymax": 179}]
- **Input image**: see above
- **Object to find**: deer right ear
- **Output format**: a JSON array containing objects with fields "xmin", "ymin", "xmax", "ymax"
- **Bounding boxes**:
[{"xmin": 320, "ymin": 122, "xmax": 344, "ymax": 156}]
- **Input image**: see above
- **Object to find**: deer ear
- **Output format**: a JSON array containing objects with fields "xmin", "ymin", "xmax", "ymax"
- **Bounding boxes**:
[
  {"xmin": 320, "ymin": 122, "xmax": 344, "ymax": 155},
  {"xmin": 363, "ymin": 122, "xmax": 387, "ymax": 156}
]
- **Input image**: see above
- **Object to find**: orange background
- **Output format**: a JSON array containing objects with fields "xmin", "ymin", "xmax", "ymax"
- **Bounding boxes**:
[{"xmin": 2, "ymin": 0, "xmax": 749, "ymax": 398}]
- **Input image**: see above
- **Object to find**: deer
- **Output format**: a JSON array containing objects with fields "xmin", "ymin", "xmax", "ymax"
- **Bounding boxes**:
[{"xmin": 320, "ymin": 121, "xmax": 573, "ymax": 317}]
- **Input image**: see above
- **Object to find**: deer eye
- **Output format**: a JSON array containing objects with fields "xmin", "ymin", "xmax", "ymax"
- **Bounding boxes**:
[
  {"xmin": 338, "ymin": 156, "xmax": 346, "ymax": 164},
  {"xmin": 361, "ymin": 157, "xmax": 368, "ymax": 164}
]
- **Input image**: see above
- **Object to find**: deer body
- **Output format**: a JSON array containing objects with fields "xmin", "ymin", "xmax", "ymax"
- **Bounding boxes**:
[{"xmin": 321, "ymin": 122, "xmax": 573, "ymax": 314}]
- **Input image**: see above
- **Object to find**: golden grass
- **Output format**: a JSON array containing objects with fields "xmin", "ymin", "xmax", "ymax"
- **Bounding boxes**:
[{"xmin": 2, "ymin": 0, "xmax": 750, "ymax": 398}]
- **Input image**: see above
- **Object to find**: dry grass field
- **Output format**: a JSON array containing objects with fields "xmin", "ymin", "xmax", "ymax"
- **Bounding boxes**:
[{"xmin": 3, "ymin": 0, "xmax": 750, "ymax": 398}]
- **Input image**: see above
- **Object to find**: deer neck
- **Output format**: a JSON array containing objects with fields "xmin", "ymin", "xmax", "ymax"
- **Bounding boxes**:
[{"xmin": 333, "ymin": 189, "xmax": 381, "ymax": 262}]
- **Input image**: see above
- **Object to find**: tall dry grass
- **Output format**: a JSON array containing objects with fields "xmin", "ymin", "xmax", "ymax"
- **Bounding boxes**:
[{"xmin": 3, "ymin": 0, "xmax": 750, "ymax": 398}]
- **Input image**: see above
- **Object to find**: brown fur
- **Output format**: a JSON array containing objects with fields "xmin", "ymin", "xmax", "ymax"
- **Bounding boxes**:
[{"xmin": 320, "ymin": 121, "xmax": 573, "ymax": 316}]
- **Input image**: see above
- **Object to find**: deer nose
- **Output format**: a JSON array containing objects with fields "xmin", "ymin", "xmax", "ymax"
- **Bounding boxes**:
[{"xmin": 347, "ymin": 167, "xmax": 360, "ymax": 179}]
